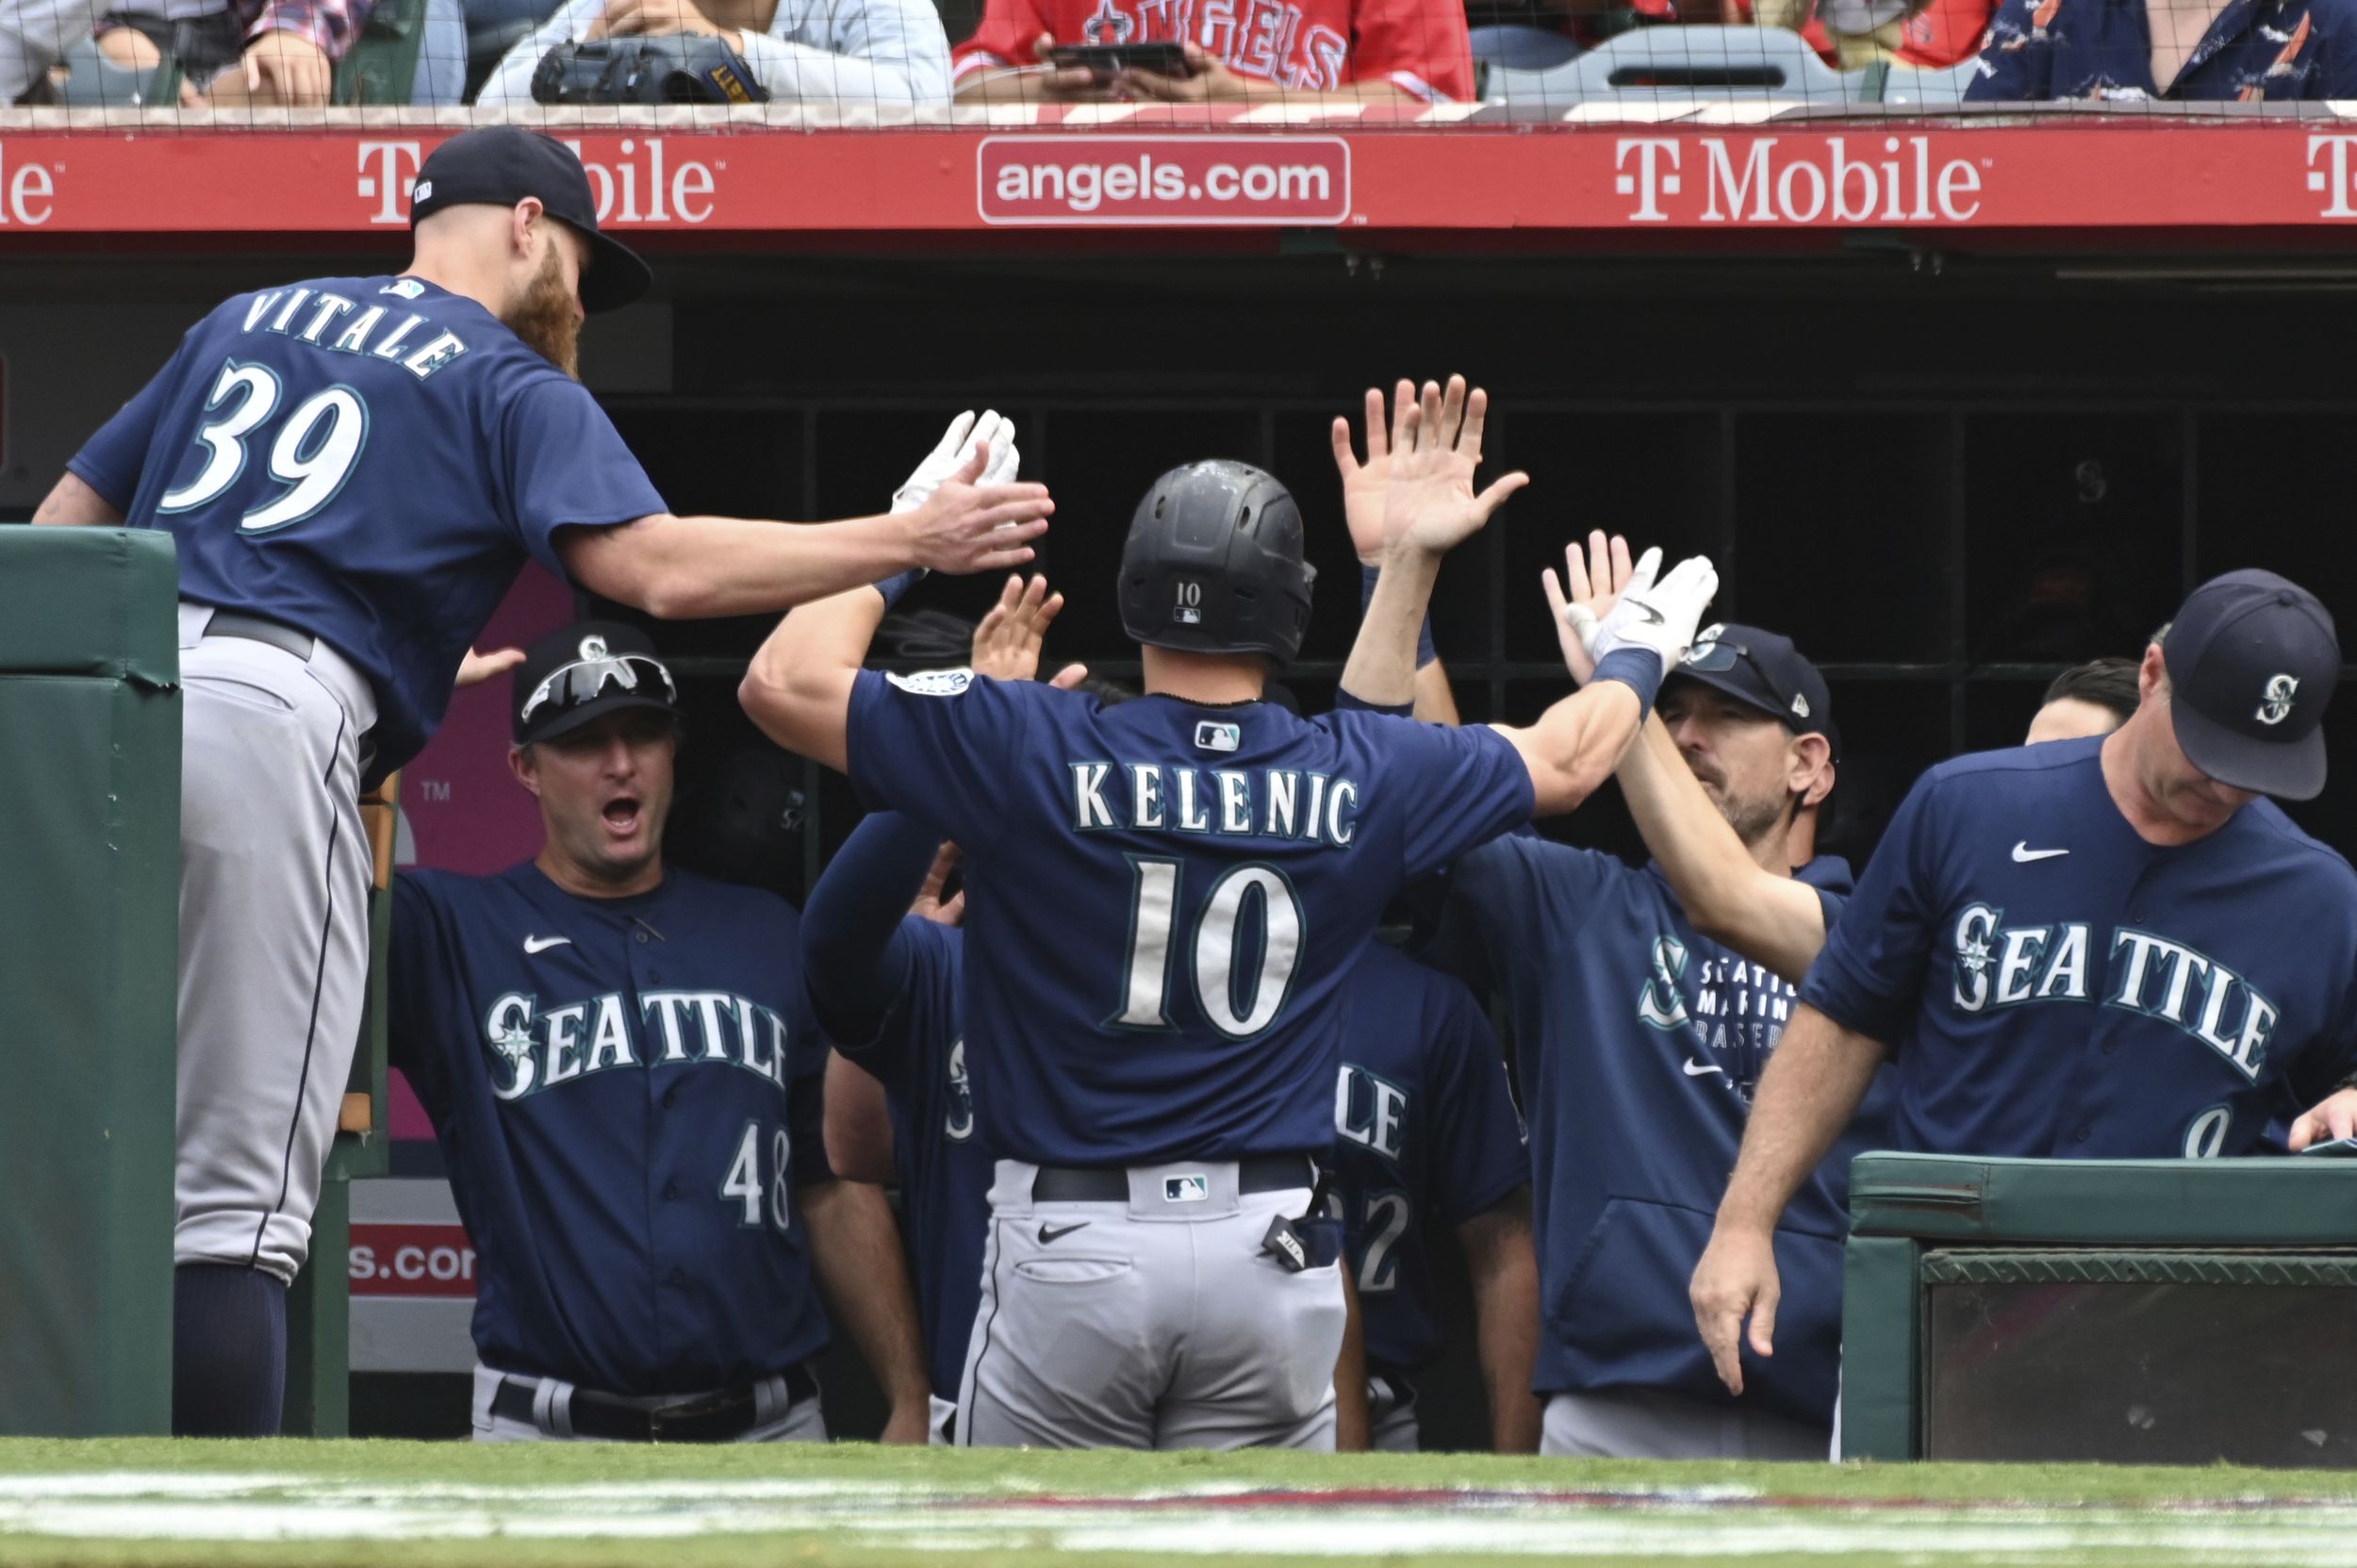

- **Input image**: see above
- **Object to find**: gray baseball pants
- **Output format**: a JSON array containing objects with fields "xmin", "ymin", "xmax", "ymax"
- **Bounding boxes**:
[
  {"xmin": 173, "ymin": 602, "xmax": 374, "ymax": 1283},
  {"xmin": 956, "ymin": 1158, "xmax": 1345, "ymax": 1450},
  {"xmin": 1542, "ymin": 1386, "xmax": 1833, "ymax": 1460}
]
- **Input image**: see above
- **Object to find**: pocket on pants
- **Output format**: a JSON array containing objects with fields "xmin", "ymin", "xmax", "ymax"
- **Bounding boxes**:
[
  {"xmin": 1013, "ymin": 1257, "xmax": 1132, "ymax": 1285},
  {"xmin": 187, "ymin": 671, "xmax": 298, "ymax": 718}
]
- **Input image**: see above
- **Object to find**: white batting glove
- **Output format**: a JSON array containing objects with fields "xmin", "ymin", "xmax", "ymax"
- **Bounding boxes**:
[
  {"xmin": 1562, "ymin": 548, "xmax": 1720, "ymax": 674},
  {"xmin": 893, "ymin": 408, "xmax": 1021, "ymax": 516}
]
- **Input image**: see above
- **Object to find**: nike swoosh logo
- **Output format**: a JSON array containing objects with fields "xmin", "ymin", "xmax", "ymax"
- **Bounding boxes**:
[
  {"xmin": 523, "ymin": 935, "xmax": 572, "ymax": 953},
  {"xmin": 1036, "ymin": 1221, "xmax": 1089, "ymax": 1245},
  {"xmin": 2011, "ymin": 843, "xmax": 2069, "ymax": 864},
  {"xmin": 1683, "ymin": 1059, "xmax": 1725, "ymax": 1078},
  {"xmin": 1630, "ymin": 600, "xmax": 1666, "ymax": 626}
]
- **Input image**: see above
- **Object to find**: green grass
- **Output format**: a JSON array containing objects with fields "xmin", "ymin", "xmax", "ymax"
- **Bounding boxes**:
[{"xmin": 6, "ymin": 1440, "xmax": 2357, "ymax": 1568}]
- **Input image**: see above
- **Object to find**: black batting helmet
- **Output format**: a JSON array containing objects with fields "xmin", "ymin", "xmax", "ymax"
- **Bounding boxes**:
[{"xmin": 1117, "ymin": 459, "xmax": 1316, "ymax": 664}]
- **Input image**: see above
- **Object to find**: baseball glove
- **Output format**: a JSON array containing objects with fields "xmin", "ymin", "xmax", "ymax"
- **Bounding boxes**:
[{"xmin": 530, "ymin": 33, "xmax": 770, "ymax": 105}]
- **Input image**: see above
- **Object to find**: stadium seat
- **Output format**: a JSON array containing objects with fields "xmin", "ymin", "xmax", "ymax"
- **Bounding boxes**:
[{"xmin": 1483, "ymin": 25, "xmax": 1850, "ymax": 109}]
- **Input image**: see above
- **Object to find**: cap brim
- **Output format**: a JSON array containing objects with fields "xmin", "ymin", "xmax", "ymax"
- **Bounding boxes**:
[
  {"xmin": 520, "ymin": 691, "xmax": 681, "ymax": 746},
  {"xmin": 2170, "ymin": 698, "xmax": 2326, "ymax": 801},
  {"xmin": 575, "ymin": 228, "xmax": 653, "ymax": 314},
  {"xmin": 1663, "ymin": 667, "xmax": 1790, "ymax": 726}
]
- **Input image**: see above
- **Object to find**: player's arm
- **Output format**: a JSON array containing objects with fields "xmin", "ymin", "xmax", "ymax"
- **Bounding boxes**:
[
  {"xmin": 1689, "ymin": 1002, "xmax": 1887, "ymax": 1396},
  {"xmin": 30, "ymin": 472, "xmax": 123, "ymax": 527},
  {"xmin": 1458, "ymin": 1189, "xmax": 1541, "ymax": 1454},
  {"xmin": 799, "ymin": 1174, "xmax": 933, "ymax": 1442},
  {"xmin": 822, "ymin": 1050, "xmax": 898, "ymax": 1185},
  {"xmin": 802, "ymin": 814, "xmax": 946, "ymax": 1046},
  {"xmin": 1548, "ymin": 531, "xmax": 1827, "ymax": 981},
  {"xmin": 1333, "ymin": 1266, "xmax": 1372, "ymax": 1452},
  {"xmin": 739, "ymin": 578, "xmax": 887, "ymax": 774}
]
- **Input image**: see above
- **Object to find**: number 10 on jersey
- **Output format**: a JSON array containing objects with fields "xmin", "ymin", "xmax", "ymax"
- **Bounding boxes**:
[{"xmin": 1113, "ymin": 858, "xmax": 1305, "ymax": 1038}]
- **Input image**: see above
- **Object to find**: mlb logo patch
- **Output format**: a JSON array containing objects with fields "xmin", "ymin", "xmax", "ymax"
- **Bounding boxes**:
[
  {"xmin": 1173, "ymin": 580, "xmax": 1204, "ymax": 626},
  {"xmin": 1195, "ymin": 721, "xmax": 1241, "ymax": 753},
  {"xmin": 1163, "ymin": 1174, "xmax": 1210, "ymax": 1203}
]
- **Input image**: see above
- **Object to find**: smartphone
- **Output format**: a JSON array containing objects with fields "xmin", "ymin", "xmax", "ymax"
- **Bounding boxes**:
[{"xmin": 1046, "ymin": 41, "xmax": 1194, "ymax": 77}]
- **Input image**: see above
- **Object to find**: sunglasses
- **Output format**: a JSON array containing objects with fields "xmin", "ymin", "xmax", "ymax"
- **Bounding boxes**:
[{"xmin": 519, "ymin": 651, "xmax": 678, "ymax": 728}]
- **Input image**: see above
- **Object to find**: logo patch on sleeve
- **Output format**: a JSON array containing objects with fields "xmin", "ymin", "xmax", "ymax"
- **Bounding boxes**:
[
  {"xmin": 886, "ymin": 668, "xmax": 976, "ymax": 699},
  {"xmin": 1195, "ymin": 720, "xmax": 1241, "ymax": 753}
]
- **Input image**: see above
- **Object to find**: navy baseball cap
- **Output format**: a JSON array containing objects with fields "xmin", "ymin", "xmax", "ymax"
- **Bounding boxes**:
[
  {"xmin": 2162, "ymin": 569, "xmax": 2339, "ymax": 800},
  {"xmin": 513, "ymin": 621, "xmax": 683, "ymax": 746},
  {"xmin": 1664, "ymin": 622, "xmax": 1840, "ymax": 762},
  {"xmin": 408, "ymin": 127, "xmax": 652, "ymax": 314}
]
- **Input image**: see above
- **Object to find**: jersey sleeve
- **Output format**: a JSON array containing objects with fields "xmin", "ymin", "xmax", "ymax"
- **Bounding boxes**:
[
  {"xmin": 1343, "ymin": 0, "xmax": 1475, "ymax": 100},
  {"xmin": 1421, "ymin": 978, "xmax": 1527, "ymax": 1226},
  {"xmin": 1413, "ymin": 833, "xmax": 1612, "ymax": 996},
  {"xmin": 844, "ymin": 668, "xmax": 1034, "ymax": 854},
  {"xmin": 951, "ymin": 0, "xmax": 1047, "ymax": 79},
  {"xmin": 387, "ymin": 875, "xmax": 443, "ymax": 1095},
  {"xmin": 801, "ymin": 813, "xmax": 945, "ymax": 1052},
  {"xmin": 1798, "ymin": 775, "xmax": 1947, "ymax": 1048},
  {"xmin": 789, "ymin": 1052, "xmax": 835, "ymax": 1187},
  {"xmin": 1366, "ymin": 718, "xmax": 1537, "ymax": 880},
  {"xmin": 67, "ymin": 336, "xmax": 194, "ymax": 510},
  {"xmin": 499, "ymin": 376, "xmax": 669, "ymax": 580},
  {"xmin": 853, "ymin": 919, "xmax": 961, "ymax": 1103}
]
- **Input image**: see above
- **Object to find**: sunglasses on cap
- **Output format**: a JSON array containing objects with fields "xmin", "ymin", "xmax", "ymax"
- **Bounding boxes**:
[
  {"xmin": 1682, "ymin": 628, "xmax": 1762, "ymax": 679},
  {"xmin": 519, "ymin": 645, "xmax": 679, "ymax": 728}
]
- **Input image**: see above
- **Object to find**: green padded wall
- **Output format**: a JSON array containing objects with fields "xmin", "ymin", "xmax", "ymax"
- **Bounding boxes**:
[{"xmin": 0, "ymin": 527, "xmax": 180, "ymax": 1436}]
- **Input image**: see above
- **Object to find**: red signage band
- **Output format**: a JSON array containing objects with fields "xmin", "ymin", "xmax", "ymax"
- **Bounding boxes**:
[
  {"xmin": 349, "ymin": 1223, "xmax": 479, "ymax": 1298},
  {"xmin": 0, "ymin": 124, "xmax": 2354, "ymax": 239}
]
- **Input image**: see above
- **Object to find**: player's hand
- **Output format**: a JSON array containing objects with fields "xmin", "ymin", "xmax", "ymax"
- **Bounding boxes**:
[
  {"xmin": 2289, "ymin": 1087, "xmax": 2357, "ymax": 1150},
  {"xmin": 1330, "ymin": 387, "xmax": 1395, "ymax": 566},
  {"xmin": 911, "ymin": 841, "xmax": 965, "ymax": 926},
  {"xmin": 902, "ymin": 442, "xmax": 1052, "ymax": 577},
  {"xmin": 970, "ymin": 571, "xmax": 1065, "ymax": 684},
  {"xmin": 1017, "ymin": 33, "xmax": 1128, "ymax": 99},
  {"xmin": 592, "ymin": 0, "xmax": 721, "ymax": 38},
  {"xmin": 1541, "ymin": 530, "xmax": 1635, "ymax": 686},
  {"xmin": 1379, "ymin": 375, "xmax": 1529, "ymax": 562},
  {"xmin": 455, "ymin": 646, "xmax": 527, "ymax": 690},
  {"xmin": 896, "ymin": 411, "xmax": 1020, "ymax": 518},
  {"xmin": 1121, "ymin": 41, "xmax": 1257, "ymax": 100},
  {"xmin": 1565, "ymin": 546, "xmax": 1716, "ymax": 676},
  {"xmin": 233, "ymin": 28, "xmax": 334, "ymax": 106},
  {"xmin": 878, "ymin": 1399, "xmax": 932, "ymax": 1444},
  {"xmin": 1689, "ymin": 1223, "xmax": 1780, "ymax": 1396}
]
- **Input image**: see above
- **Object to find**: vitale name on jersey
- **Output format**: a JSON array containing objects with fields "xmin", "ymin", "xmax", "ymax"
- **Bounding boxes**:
[
  {"xmin": 1070, "ymin": 760, "xmax": 1360, "ymax": 848},
  {"xmin": 237, "ymin": 285, "xmax": 469, "ymax": 379},
  {"xmin": 483, "ymin": 987, "xmax": 795, "ymax": 1101},
  {"xmin": 1951, "ymin": 905, "xmax": 2278, "ymax": 1080}
]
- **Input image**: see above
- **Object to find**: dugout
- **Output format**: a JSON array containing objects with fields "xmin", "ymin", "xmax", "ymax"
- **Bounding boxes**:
[{"xmin": 8, "ymin": 114, "xmax": 2357, "ymax": 1444}]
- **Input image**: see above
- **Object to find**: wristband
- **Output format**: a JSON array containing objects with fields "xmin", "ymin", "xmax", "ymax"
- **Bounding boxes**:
[
  {"xmin": 873, "ymin": 568, "xmax": 926, "ymax": 610},
  {"xmin": 1359, "ymin": 564, "xmax": 1438, "ymax": 669},
  {"xmin": 1591, "ymin": 647, "xmax": 1663, "ymax": 717}
]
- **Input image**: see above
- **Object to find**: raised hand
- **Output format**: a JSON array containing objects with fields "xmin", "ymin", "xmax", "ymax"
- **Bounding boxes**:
[
  {"xmin": 455, "ymin": 646, "xmax": 526, "ymax": 690},
  {"xmin": 1380, "ymin": 375, "xmax": 1529, "ymax": 561},
  {"xmin": 1564, "ymin": 547, "xmax": 1718, "ymax": 675},
  {"xmin": 911, "ymin": 840, "xmax": 965, "ymax": 927},
  {"xmin": 896, "ymin": 409, "xmax": 1021, "ymax": 517},
  {"xmin": 1540, "ymin": 529, "xmax": 1635, "ymax": 685},
  {"xmin": 905, "ymin": 442, "xmax": 1052, "ymax": 577},
  {"xmin": 1329, "ymin": 387, "xmax": 1395, "ymax": 566},
  {"xmin": 969, "ymin": 571, "xmax": 1067, "ymax": 684}
]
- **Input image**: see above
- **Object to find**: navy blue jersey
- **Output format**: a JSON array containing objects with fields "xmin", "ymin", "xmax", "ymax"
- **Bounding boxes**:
[
  {"xmin": 389, "ymin": 863, "xmax": 834, "ymax": 1395},
  {"xmin": 846, "ymin": 919, "xmax": 987, "ymax": 1401},
  {"xmin": 844, "ymin": 672, "xmax": 1536, "ymax": 1164},
  {"xmin": 69, "ymin": 275, "xmax": 666, "ymax": 777},
  {"xmin": 1418, "ymin": 835, "xmax": 1856, "ymax": 1427},
  {"xmin": 1804, "ymin": 737, "xmax": 2357, "ymax": 1160},
  {"xmin": 1329, "ymin": 942, "xmax": 1526, "ymax": 1376}
]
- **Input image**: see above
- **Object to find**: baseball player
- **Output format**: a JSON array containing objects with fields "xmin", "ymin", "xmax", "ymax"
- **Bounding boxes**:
[
  {"xmin": 1343, "ymin": 516, "xmax": 1855, "ymax": 1458},
  {"xmin": 388, "ymin": 620, "xmax": 929, "ymax": 1443},
  {"xmin": 1691, "ymin": 569, "xmax": 2357, "ymax": 1403},
  {"xmin": 816, "ymin": 578, "xmax": 1539, "ymax": 1452},
  {"xmin": 741, "ymin": 375, "xmax": 1718, "ymax": 1449},
  {"xmin": 29, "ymin": 124, "xmax": 1048, "ymax": 1436}
]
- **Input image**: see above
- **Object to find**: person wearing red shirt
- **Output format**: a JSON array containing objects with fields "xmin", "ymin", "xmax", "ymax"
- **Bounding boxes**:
[{"xmin": 952, "ymin": 0, "xmax": 1473, "ymax": 103}]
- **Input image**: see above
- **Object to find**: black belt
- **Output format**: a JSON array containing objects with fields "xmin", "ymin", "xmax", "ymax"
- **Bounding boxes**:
[
  {"xmin": 1031, "ymin": 1154, "xmax": 1316, "ymax": 1203},
  {"xmin": 490, "ymin": 1364, "xmax": 816, "ymax": 1442},
  {"xmin": 206, "ymin": 611, "xmax": 316, "ymax": 662}
]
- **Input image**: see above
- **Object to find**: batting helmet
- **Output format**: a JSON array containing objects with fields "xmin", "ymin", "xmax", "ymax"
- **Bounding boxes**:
[{"xmin": 1117, "ymin": 460, "xmax": 1316, "ymax": 664}]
